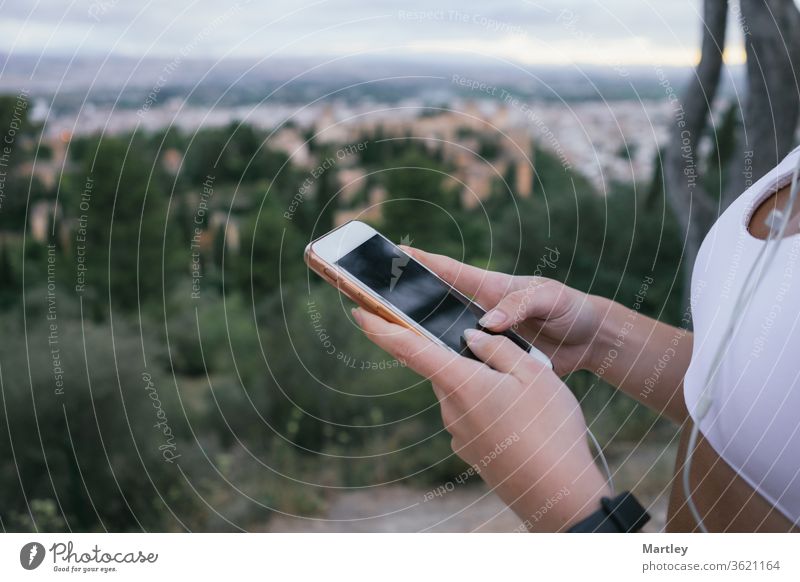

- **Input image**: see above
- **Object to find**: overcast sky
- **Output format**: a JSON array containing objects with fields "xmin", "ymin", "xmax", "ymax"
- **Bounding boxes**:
[{"xmin": 0, "ymin": 0, "xmax": 749, "ymax": 66}]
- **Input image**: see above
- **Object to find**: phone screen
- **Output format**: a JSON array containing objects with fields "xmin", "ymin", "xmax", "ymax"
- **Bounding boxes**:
[{"xmin": 336, "ymin": 234, "xmax": 531, "ymax": 358}]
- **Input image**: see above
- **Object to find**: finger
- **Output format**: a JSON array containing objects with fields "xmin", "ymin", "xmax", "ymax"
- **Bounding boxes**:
[
  {"xmin": 433, "ymin": 383, "xmax": 457, "ymax": 427},
  {"xmin": 400, "ymin": 246, "xmax": 518, "ymax": 306},
  {"xmin": 431, "ymin": 382, "xmax": 447, "ymax": 402},
  {"xmin": 353, "ymin": 308, "xmax": 489, "ymax": 389},
  {"xmin": 463, "ymin": 328, "xmax": 548, "ymax": 377},
  {"xmin": 478, "ymin": 279, "xmax": 561, "ymax": 331}
]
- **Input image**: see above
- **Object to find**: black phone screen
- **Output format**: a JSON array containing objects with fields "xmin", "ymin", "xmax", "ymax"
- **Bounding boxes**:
[{"xmin": 336, "ymin": 234, "xmax": 530, "ymax": 358}]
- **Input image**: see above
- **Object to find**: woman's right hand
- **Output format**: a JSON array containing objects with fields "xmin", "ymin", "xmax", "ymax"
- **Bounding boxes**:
[{"xmin": 404, "ymin": 246, "xmax": 608, "ymax": 376}]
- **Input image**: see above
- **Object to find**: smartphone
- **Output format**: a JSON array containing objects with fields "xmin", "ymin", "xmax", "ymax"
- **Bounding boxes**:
[{"xmin": 304, "ymin": 221, "xmax": 552, "ymax": 368}]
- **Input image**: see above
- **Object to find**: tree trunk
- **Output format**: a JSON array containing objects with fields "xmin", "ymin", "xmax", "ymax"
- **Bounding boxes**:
[
  {"xmin": 725, "ymin": 0, "xmax": 800, "ymax": 203},
  {"xmin": 664, "ymin": 0, "xmax": 729, "ymax": 306},
  {"xmin": 665, "ymin": 0, "xmax": 800, "ymax": 306}
]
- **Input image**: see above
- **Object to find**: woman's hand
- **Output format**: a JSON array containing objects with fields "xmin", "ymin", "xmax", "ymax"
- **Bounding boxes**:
[
  {"xmin": 403, "ymin": 246, "xmax": 692, "ymax": 423},
  {"xmin": 352, "ymin": 307, "xmax": 610, "ymax": 532},
  {"xmin": 403, "ymin": 246, "xmax": 607, "ymax": 376}
]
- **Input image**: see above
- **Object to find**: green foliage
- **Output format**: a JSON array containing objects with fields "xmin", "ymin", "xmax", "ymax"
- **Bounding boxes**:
[
  {"xmin": 180, "ymin": 123, "xmax": 289, "ymax": 187},
  {"xmin": 0, "ymin": 310, "xmax": 195, "ymax": 531},
  {"xmin": 63, "ymin": 134, "xmax": 182, "ymax": 316},
  {"xmin": 163, "ymin": 285, "xmax": 253, "ymax": 377},
  {"xmin": 334, "ymin": 422, "xmax": 470, "ymax": 487},
  {"xmin": 0, "ymin": 94, "xmax": 50, "ymax": 231},
  {"xmin": 237, "ymin": 196, "xmax": 305, "ymax": 298},
  {"xmin": 0, "ymin": 93, "xmax": 31, "ymax": 140},
  {"xmin": 0, "ymin": 241, "xmax": 18, "ymax": 309},
  {"xmin": 1, "ymin": 119, "xmax": 691, "ymax": 531},
  {"xmin": 478, "ymin": 135, "xmax": 500, "ymax": 160},
  {"xmin": 222, "ymin": 284, "xmax": 432, "ymax": 451},
  {"xmin": 380, "ymin": 150, "xmax": 463, "ymax": 255},
  {"xmin": 489, "ymin": 149, "xmax": 684, "ymax": 325},
  {"xmin": 309, "ymin": 147, "xmax": 338, "ymax": 237},
  {"xmin": 0, "ymin": 174, "xmax": 51, "ymax": 231}
]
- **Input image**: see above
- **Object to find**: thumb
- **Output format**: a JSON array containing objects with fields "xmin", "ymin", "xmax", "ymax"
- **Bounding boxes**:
[{"xmin": 478, "ymin": 278, "xmax": 562, "ymax": 332}]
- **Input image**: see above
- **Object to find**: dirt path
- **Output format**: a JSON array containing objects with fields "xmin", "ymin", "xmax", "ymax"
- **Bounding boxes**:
[
  {"xmin": 266, "ymin": 484, "xmax": 525, "ymax": 532},
  {"xmin": 266, "ymin": 483, "xmax": 668, "ymax": 533},
  {"xmin": 265, "ymin": 443, "xmax": 675, "ymax": 532}
]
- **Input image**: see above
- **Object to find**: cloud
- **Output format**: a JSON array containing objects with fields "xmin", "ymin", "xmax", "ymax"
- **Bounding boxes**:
[
  {"xmin": 407, "ymin": 34, "xmax": 701, "ymax": 68},
  {"xmin": 0, "ymin": 0, "xmax": 744, "ymax": 66}
]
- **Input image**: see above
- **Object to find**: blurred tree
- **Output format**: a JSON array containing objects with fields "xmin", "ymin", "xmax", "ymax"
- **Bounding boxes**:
[
  {"xmin": 237, "ymin": 196, "xmax": 305, "ymax": 299},
  {"xmin": 0, "ymin": 314, "xmax": 195, "ymax": 531},
  {"xmin": 173, "ymin": 194, "xmax": 196, "ymax": 245},
  {"xmin": 66, "ymin": 135, "xmax": 180, "ymax": 317},
  {"xmin": 0, "ymin": 239, "xmax": 17, "ymax": 309},
  {"xmin": 180, "ymin": 123, "xmax": 289, "ymax": 187},
  {"xmin": 165, "ymin": 286, "xmax": 253, "ymax": 377},
  {"xmin": 0, "ymin": 93, "xmax": 31, "ymax": 139},
  {"xmin": 698, "ymin": 102, "xmax": 740, "ymax": 204},
  {"xmin": 494, "ymin": 149, "xmax": 683, "ymax": 323},
  {"xmin": 664, "ymin": 0, "xmax": 800, "ymax": 300},
  {"xmin": 0, "ymin": 94, "xmax": 45, "ymax": 231},
  {"xmin": 478, "ymin": 136, "xmax": 500, "ymax": 160},
  {"xmin": 238, "ymin": 284, "xmax": 434, "ymax": 456},
  {"xmin": 311, "ymin": 149, "xmax": 338, "ymax": 237},
  {"xmin": 381, "ymin": 150, "xmax": 462, "ymax": 255}
]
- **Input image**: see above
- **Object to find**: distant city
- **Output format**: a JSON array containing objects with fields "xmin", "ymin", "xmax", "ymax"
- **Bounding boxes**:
[{"xmin": 4, "ymin": 53, "xmax": 745, "ymax": 201}]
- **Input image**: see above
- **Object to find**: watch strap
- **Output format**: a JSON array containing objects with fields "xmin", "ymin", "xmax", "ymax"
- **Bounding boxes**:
[{"xmin": 567, "ymin": 491, "xmax": 650, "ymax": 533}]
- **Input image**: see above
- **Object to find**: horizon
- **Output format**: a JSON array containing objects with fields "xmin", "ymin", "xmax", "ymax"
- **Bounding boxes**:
[{"xmin": 0, "ymin": 0, "xmax": 751, "ymax": 67}]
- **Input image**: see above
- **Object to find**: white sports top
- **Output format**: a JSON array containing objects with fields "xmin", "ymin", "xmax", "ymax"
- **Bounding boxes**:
[{"xmin": 684, "ymin": 145, "xmax": 800, "ymax": 526}]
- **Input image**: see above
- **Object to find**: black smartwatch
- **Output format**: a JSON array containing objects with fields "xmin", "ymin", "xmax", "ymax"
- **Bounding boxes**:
[{"xmin": 567, "ymin": 491, "xmax": 650, "ymax": 533}]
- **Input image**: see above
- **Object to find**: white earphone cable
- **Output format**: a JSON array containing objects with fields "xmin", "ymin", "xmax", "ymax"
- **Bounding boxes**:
[{"xmin": 587, "ymin": 426, "xmax": 615, "ymax": 497}]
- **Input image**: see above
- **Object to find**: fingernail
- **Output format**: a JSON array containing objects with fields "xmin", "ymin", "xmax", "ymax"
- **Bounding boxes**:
[
  {"xmin": 463, "ymin": 328, "xmax": 485, "ymax": 344},
  {"xmin": 351, "ymin": 307, "xmax": 362, "ymax": 325},
  {"xmin": 479, "ymin": 309, "xmax": 507, "ymax": 327}
]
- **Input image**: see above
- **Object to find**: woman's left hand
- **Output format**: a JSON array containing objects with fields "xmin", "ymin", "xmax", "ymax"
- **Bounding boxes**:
[{"xmin": 352, "ymin": 307, "xmax": 611, "ymax": 531}]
